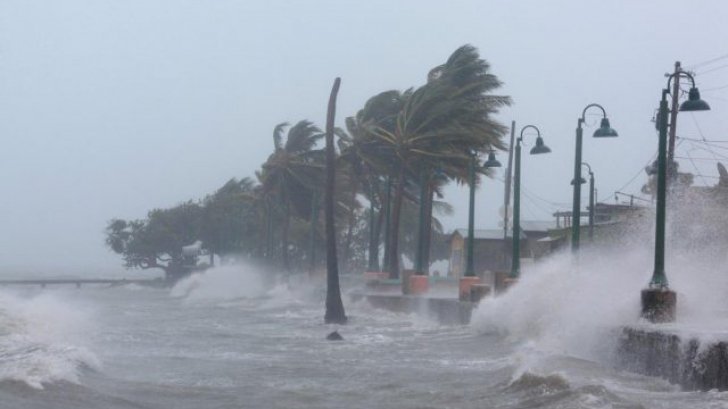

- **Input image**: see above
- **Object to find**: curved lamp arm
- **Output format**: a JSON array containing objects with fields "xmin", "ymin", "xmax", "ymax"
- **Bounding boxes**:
[
  {"xmin": 580, "ymin": 103, "xmax": 608, "ymax": 124},
  {"xmin": 581, "ymin": 161, "xmax": 593, "ymax": 176},
  {"xmin": 665, "ymin": 70, "xmax": 696, "ymax": 92},
  {"xmin": 518, "ymin": 125, "xmax": 541, "ymax": 145}
]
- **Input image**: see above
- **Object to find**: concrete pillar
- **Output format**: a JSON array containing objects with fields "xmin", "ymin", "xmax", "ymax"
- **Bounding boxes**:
[
  {"xmin": 641, "ymin": 288, "xmax": 676, "ymax": 323},
  {"xmin": 409, "ymin": 275, "xmax": 429, "ymax": 295},
  {"xmin": 459, "ymin": 276, "xmax": 480, "ymax": 301},
  {"xmin": 470, "ymin": 284, "xmax": 490, "ymax": 302}
]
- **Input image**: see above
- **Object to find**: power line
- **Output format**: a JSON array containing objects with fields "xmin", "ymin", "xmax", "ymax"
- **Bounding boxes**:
[
  {"xmin": 696, "ymin": 64, "xmax": 728, "ymax": 76},
  {"xmin": 675, "ymin": 156, "xmax": 726, "ymax": 162},
  {"xmin": 678, "ymin": 136, "xmax": 728, "ymax": 143},
  {"xmin": 686, "ymin": 53, "xmax": 728, "ymax": 70},
  {"xmin": 702, "ymin": 83, "xmax": 728, "ymax": 92}
]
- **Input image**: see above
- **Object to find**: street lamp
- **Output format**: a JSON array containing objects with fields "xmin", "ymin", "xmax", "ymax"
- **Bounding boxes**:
[
  {"xmin": 510, "ymin": 126, "xmax": 551, "ymax": 279},
  {"xmin": 459, "ymin": 151, "xmax": 501, "ymax": 301},
  {"xmin": 464, "ymin": 151, "xmax": 502, "ymax": 277},
  {"xmin": 642, "ymin": 70, "xmax": 710, "ymax": 322},
  {"xmin": 572, "ymin": 162, "xmax": 596, "ymax": 243},
  {"xmin": 571, "ymin": 104, "xmax": 617, "ymax": 253},
  {"xmin": 574, "ymin": 162, "xmax": 596, "ymax": 242}
]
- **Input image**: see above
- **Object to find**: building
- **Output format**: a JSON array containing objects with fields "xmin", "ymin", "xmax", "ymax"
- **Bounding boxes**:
[{"xmin": 448, "ymin": 220, "xmax": 566, "ymax": 278}]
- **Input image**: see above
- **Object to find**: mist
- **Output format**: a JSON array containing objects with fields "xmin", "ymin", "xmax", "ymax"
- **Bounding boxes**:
[{"xmin": 0, "ymin": 0, "xmax": 726, "ymax": 276}]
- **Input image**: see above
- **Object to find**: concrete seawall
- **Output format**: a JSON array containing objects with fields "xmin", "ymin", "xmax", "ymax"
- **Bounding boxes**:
[
  {"xmin": 617, "ymin": 326, "xmax": 728, "ymax": 391},
  {"xmin": 350, "ymin": 292, "xmax": 474, "ymax": 325}
]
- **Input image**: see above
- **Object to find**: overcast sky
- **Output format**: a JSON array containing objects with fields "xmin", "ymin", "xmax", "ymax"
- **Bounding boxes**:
[{"xmin": 1, "ymin": 0, "xmax": 727, "ymax": 275}]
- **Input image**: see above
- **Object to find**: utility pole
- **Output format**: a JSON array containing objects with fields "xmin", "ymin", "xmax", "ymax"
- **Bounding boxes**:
[
  {"xmin": 667, "ymin": 61, "xmax": 681, "ymax": 165},
  {"xmin": 502, "ymin": 121, "xmax": 515, "ymax": 270}
]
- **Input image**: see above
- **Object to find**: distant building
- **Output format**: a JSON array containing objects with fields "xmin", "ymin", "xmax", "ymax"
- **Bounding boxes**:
[{"xmin": 448, "ymin": 220, "xmax": 566, "ymax": 278}]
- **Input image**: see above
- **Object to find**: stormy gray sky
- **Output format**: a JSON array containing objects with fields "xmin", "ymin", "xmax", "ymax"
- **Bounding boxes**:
[{"xmin": 1, "ymin": 0, "xmax": 727, "ymax": 275}]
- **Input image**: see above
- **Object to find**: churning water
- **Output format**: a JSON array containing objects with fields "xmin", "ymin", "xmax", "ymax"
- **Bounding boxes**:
[{"xmin": 1, "ymin": 257, "xmax": 728, "ymax": 409}]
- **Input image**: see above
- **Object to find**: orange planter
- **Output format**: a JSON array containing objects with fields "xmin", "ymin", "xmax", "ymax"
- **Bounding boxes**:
[
  {"xmin": 459, "ymin": 276, "xmax": 480, "ymax": 301},
  {"xmin": 363, "ymin": 271, "xmax": 389, "ymax": 282},
  {"xmin": 409, "ymin": 275, "xmax": 429, "ymax": 295}
]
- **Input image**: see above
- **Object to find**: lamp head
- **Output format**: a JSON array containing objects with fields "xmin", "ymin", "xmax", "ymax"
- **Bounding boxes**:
[
  {"xmin": 483, "ymin": 151, "xmax": 502, "ymax": 168},
  {"xmin": 571, "ymin": 177, "xmax": 587, "ymax": 185},
  {"xmin": 593, "ymin": 117, "xmax": 618, "ymax": 137},
  {"xmin": 529, "ymin": 136, "xmax": 551, "ymax": 155},
  {"xmin": 679, "ymin": 87, "xmax": 711, "ymax": 111}
]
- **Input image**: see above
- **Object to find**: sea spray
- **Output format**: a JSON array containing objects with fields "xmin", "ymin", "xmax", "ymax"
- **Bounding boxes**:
[
  {"xmin": 169, "ymin": 264, "xmax": 319, "ymax": 310},
  {"xmin": 472, "ymin": 213, "xmax": 728, "ymax": 372},
  {"xmin": 170, "ymin": 265, "xmax": 267, "ymax": 302},
  {"xmin": 0, "ymin": 290, "xmax": 99, "ymax": 388},
  {"xmin": 471, "ymin": 246, "xmax": 650, "ymax": 363}
]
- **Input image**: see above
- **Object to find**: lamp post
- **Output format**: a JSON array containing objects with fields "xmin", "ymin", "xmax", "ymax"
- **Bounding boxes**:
[
  {"xmin": 582, "ymin": 162, "xmax": 595, "ymax": 242},
  {"xmin": 459, "ymin": 151, "xmax": 501, "ymax": 300},
  {"xmin": 464, "ymin": 151, "xmax": 502, "ymax": 277},
  {"xmin": 571, "ymin": 104, "xmax": 617, "ymax": 253},
  {"xmin": 641, "ymin": 70, "xmax": 710, "ymax": 322},
  {"xmin": 510, "ymin": 125, "xmax": 551, "ymax": 279}
]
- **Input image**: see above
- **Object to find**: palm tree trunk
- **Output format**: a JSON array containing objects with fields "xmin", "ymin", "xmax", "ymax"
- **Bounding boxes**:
[
  {"xmin": 367, "ymin": 199, "xmax": 380, "ymax": 271},
  {"xmin": 382, "ymin": 177, "xmax": 392, "ymax": 275},
  {"xmin": 342, "ymin": 176, "xmax": 360, "ymax": 274},
  {"xmin": 421, "ymin": 181, "xmax": 434, "ymax": 274},
  {"xmin": 324, "ymin": 77, "xmax": 347, "ymax": 324},
  {"xmin": 385, "ymin": 165, "xmax": 405, "ymax": 279},
  {"xmin": 309, "ymin": 192, "xmax": 319, "ymax": 275},
  {"xmin": 264, "ymin": 202, "xmax": 273, "ymax": 260},
  {"xmin": 282, "ymin": 199, "xmax": 291, "ymax": 271}
]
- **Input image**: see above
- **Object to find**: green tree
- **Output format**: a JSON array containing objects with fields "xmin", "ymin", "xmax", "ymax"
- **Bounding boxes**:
[
  {"xmin": 370, "ymin": 45, "xmax": 511, "ymax": 277},
  {"xmin": 199, "ymin": 177, "xmax": 259, "ymax": 262},
  {"xmin": 258, "ymin": 120, "xmax": 324, "ymax": 271},
  {"xmin": 105, "ymin": 201, "xmax": 205, "ymax": 281}
]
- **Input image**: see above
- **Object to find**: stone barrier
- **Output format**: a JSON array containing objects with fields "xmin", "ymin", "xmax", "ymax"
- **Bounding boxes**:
[{"xmin": 617, "ymin": 326, "xmax": 728, "ymax": 391}]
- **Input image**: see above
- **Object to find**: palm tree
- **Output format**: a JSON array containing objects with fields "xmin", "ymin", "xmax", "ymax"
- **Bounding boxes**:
[
  {"xmin": 369, "ymin": 45, "xmax": 511, "ymax": 278},
  {"xmin": 339, "ymin": 90, "xmax": 410, "ymax": 273},
  {"xmin": 200, "ymin": 177, "xmax": 258, "ymax": 262},
  {"xmin": 324, "ymin": 78, "xmax": 347, "ymax": 324},
  {"xmin": 258, "ymin": 120, "xmax": 324, "ymax": 271}
]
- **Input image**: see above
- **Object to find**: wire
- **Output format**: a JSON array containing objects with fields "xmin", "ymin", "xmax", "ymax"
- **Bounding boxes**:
[
  {"xmin": 678, "ymin": 136, "xmax": 728, "ymax": 143},
  {"xmin": 686, "ymin": 53, "xmax": 728, "ymax": 70},
  {"xmin": 702, "ymin": 83, "xmax": 728, "ymax": 92},
  {"xmin": 610, "ymin": 151, "xmax": 658, "ymax": 198},
  {"xmin": 696, "ymin": 64, "xmax": 728, "ymax": 76},
  {"xmin": 681, "ymin": 149, "xmax": 711, "ymax": 186},
  {"xmin": 675, "ymin": 156, "xmax": 726, "ymax": 161}
]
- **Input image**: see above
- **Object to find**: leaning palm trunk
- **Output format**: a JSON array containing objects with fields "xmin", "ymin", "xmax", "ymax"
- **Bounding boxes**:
[
  {"xmin": 385, "ymin": 165, "xmax": 405, "ymax": 279},
  {"xmin": 324, "ymin": 78, "xmax": 347, "ymax": 324},
  {"xmin": 367, "ymin": 199, "xmax": 381, "ymax": 271},
  {"xmin": 381, "ymin": 177, "xmax": 392, "ymax": 275},
  {"xmin": 282, "ymin": 199, "xmax": 291, "ymax": 271},
  {"xmin": 421, "ymin": 181, "xmax": 434, "ymax": 274},
  {"xmin": 341, "ymin": 175, "xmax": 360, "ymax": 274}
]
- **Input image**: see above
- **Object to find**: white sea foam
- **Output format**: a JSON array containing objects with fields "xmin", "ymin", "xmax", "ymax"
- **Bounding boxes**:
[
  {"xmin": 170, "ymin": 265, "xmax": 267, "ymax": 302},
  {"xmin": 0, "ymin": 290, "xmax": 99, "ymax": 388},
  {"xmin": 471, "ymin": 218, "xmax": 728, "ymax": 369}
]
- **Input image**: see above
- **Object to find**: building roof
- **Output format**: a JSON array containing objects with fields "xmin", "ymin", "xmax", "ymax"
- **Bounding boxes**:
[
  {"xmin": 453, "ymin": 228, "xmax": 527, "ymax": 240},
  {"xmin": 520, "ymin": 220, "xmax": 559, "ymax": 232}
]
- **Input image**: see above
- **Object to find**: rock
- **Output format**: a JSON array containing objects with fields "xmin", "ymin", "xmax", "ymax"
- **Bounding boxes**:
[{"xmin": 326, "ymin": 330, "xmax": 343, "ymax": 341}]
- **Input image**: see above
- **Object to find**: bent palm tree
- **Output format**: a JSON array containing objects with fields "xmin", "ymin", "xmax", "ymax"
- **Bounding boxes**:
[
  {"xmin": 370, "ymin": 45, "xmax": 511, "ymax": 278},
  {"xmin": 258, "ymin": 120, "xmax": 324, "ymax": 271}
]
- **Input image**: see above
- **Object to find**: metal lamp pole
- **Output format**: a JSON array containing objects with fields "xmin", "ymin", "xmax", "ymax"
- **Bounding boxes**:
[
  {"xmin": 641, "ymin": 70, "xmax": 709, "ymax": 322},
  {"xmin": 651, "ymin": 71, "xmax": 710, "ymax": 288},
  {"xmin": 571, "ymin": 104, "xmax": 617, "ymax": 252},
  {"xmin": 464, "ymin": 151, "xmax": 502, "ymax": 277},
  {"xmin": 464, "ymin": 154, "xmax": 477, "ymax": 277},
  {"xmin": 581, "ymin": 162, "xmax": 595, "ymax": 242},
  {"xmin": 510, "ymin": 125, "xmax": 551, "ymax": 278}
]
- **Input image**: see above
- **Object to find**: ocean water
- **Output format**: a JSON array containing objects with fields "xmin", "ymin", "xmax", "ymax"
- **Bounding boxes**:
[{"xmin": 1, "ymin": 262, "xmax": 727, "ymax": 409}]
